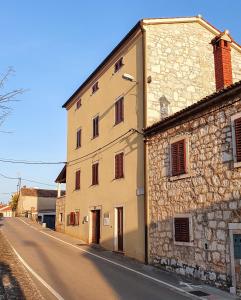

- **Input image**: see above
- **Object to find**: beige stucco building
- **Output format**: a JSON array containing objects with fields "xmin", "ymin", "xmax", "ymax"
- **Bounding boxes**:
[{"xmin": 62, "ymin": 16, "xmax": 241, "ymax": 262}]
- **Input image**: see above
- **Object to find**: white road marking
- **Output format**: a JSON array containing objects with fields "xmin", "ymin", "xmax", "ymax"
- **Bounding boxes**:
[
  {"xmin": 17, "ymin": 218, "xmax": 199, "ymax": 299},
  {"xmin": 11, "ymin": 245, "xmax": 64, "ymax": 300}
]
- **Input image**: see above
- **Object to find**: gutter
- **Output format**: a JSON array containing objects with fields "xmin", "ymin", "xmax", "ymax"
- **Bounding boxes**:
[{"xmin": 140, "ymin": 21, "xmax": 149, "ymax": 265}]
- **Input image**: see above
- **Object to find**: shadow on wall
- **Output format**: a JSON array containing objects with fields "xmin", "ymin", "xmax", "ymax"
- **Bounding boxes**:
[{"xmin": 0, "ymin": 262, "xmax": 25, "ymax": 299}]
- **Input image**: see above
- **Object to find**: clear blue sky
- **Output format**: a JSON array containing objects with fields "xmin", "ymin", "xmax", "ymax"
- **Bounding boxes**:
[{"xmin": 0, "ymin": 1, "xmax": 241, "ymax": 203}]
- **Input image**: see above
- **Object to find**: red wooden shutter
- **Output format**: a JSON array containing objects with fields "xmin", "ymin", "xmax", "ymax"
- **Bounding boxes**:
[
  {"xmin": 235, "ymin": 118, "xmax": 241, "ymax": 162},
  {"xmin": 70, "ymin": 212, "xmax": 75, "ymax": 226},
  {"xmin": 76, "ymin": 129, "xmax": 81, "ymax": 148},
  {"xmin": 92, "ymin": 163, "xmax": 99, "ymax": 185},
  {"xmin": 171, "ymin": 139, "xmax": 186, "ymax": 176},
  {"xmin": 75, "ymin": 170, "xmax": 80, "ymax": 190},
  {"xmin": 174, "ymin": 218, "xmax": 190, "ymax": 242},
  {"xmin": 93, "ymin": 116, "xmax": 99, "ymax": 138},
  {"xmin": 115, "ymin": 98, "xmax": 124, "ymax": 125},
  {"xmin": 75, "ymin": 212, "xmax": 80, "ymax": 225},
  {"xmin": 115, "ymin": 153, "xmax": 124, "ymax": 179}
]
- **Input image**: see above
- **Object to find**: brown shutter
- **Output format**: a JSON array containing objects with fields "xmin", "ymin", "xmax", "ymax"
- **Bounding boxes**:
[
  {"xmin": 70, "ymin": 212, "xmax": 75, "ymax": 226},
  {"xmin": 75, "ymin": 212, "xmax": 80, "ymax": 226},
  {"xmin": 75, "ymin": 170, "xmax": 80, "ymax": 190},
  {"xmin": 92, "ymin": 163, "xmax": 99, "ymax": 185},
  {"xmin": 171, "ymin": 139, "xmax": 186, "ymax": 176},
  {"xmin": 174, "ymin": 218, "xmax": 190, "ymax": 242},
  {"xmin": 93, "ymin": 117, "xmax": 99, "ymax": 138},
  {"xmin": 76, "ymin": 129, "xmax": 81, "ymax": 148},
  {"xmin": 115, "ymin": 153, "xmax": 124, "ymax": 179},
  {"xmin": 235, "ymin": 118, "xmax": 241, "ymax": 162}
]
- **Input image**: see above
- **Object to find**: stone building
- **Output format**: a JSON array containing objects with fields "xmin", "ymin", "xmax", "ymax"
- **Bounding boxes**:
[
  {"xmin": 145, "ymin": 79, "xmax": 241, "ymax": 294},
  {"xmin": 61, "ymin": 16, "xmax": 241, "ymax": 262}
]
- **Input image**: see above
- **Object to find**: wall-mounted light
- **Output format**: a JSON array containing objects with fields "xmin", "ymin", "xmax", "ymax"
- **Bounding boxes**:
[{"xmin": 122, "ymin": 73, "xmax": 137, "ymax": 82}]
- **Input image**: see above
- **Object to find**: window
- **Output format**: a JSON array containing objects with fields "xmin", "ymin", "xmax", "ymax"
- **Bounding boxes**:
[
  {"xmin": 75, "ymin": 211, "xmax": 80, "ymax": 226},
  {"xmin": 115, "ymin": 152, "xmax": 124, "ymax": 179},
  {"xmin": 76, "ymin": 129, "xmax": 81, "ymax": 148},
  {"xmin": 76, "ymin": 99, "xmax": 81, "ymax": 109},
  {"xmin": 75, "ymin": 170, "xmax": 80, "ymax": 190},
  {"xmin": 92, "ymin": 82, "xmax": 99, "ymax": 94},
  {"xmin": 93, "ymin": 116, "xmax": 99, "ymax": 138},
  {"xmin": 92, "ymin": 163, "xmax": 99, "ymax": 185},
  {"xmin": 114, "ymin": 57, "xmax": 124, "ymax": 73},
  {"xmin": 69, "ymin": 212, "xmax": 75, "ymax": 225},
  {"xmin": 115, "ymin": 97, "xmax": 124, "ymax": 125},
  {"xmin": 171, "ymin": 139, "xmax": 186, "ymax": 176},
  {"xmin": 59, "ymin": 213, "xmax": 63, "ymax": 223},
  {"xmin": 234, "ymin": 117, "xmax": 241, "ymax": 162},
  {"xmin": 174, "ymin": 217, "xmax": 190, "ymax": 243}
]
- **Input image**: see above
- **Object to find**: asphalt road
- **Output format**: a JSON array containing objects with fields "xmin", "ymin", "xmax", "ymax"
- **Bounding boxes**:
[{"xmin": 1, "ymin": 218, "xmax": 193, "ymax": 300}]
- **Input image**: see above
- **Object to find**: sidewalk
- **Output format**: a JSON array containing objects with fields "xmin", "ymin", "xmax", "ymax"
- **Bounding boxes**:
[
  {"xmin": 0, "ymin": 227, "xmax": 43, "ymax": 300},
  {"xmin": 19, "ymin": 216, "xmax": 239, "ymax": 300}
]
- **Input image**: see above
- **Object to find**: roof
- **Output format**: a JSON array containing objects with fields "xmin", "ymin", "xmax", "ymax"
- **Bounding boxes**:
[
  {"xmin": 55, "ymin": 165, "xmax": 66, "ymax": 183},
  {"xmin": 62, "ymin": 16, "xmax": 241, "ymax": 110},
  {"xmin": 0, "ymin": 205, "xmax": 12, "ymax": 212},
  {"xmin": 144, "ymin": 80, "xmax": 241, "ymax": 136},
  {"xmin": 21, "ymin": 188, "xmax": 58, "ymax": 198}
]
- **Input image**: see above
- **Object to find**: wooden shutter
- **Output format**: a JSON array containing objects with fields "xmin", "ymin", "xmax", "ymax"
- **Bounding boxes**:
[
  {"xmin": 75, "ymin": 212, "xmax": 80, "ymax": 226},
  {"xmin": 115, "ymin": 98, "xmax": 124, "ymax": 125},
  {"xmin": 171, "ymin": 139, "xmax": 186, "ymax": 176},
  {"xmin": 92, "ymin": 163, "xmax": 99, "ymax": 185},
  {"xmin": 174, "ymin": 218, "xmax": 190, "ymax": 242},
  {"xmin": 70, "ymin": 212, "xmax": 75, "ymax": 226},
  {"xmin": 93, "ymin": 116, "xmax": 99, "ymax": 138},
  {"xmin": 75, "ymin": 170, "xmax": 80, "ymax": 190},
  {"xmin": 76, "ymin": 129, "xmax": 81, "ymax": 148},
  {"xmin": 115, "ymin": 153, "xmax": 124, "ymax": 179},
  {"xmin": 235, "ymin": 118, "xmax": 241, "ymax": 162}
]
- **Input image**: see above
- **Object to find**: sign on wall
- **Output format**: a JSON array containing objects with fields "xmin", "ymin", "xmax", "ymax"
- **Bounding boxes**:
[{"xmin": 103, "ymin": 212, "xmax": 110, "ymax": 226}]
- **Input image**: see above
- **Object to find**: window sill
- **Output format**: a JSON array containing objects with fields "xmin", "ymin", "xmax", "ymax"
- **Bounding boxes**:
[
  {"xmin": 92, "ymin": 135, "xmax": 99, "ymax": 140},
  {"xmin": 114, "ymin": 176, "xmax": 124, "ymax": 181},
  {"xmin": 75, "ymin": 146, "xmax": 81, "ymax": 150},
  {"xmin": 114, "ymin": 120, "xmax": 124, "ymax": 127},
  {"xmin": 174, "ymin": 241, "xmax": 194, "ymax": 247},
  {"xmin": 234, "ymin": 161, "xmax": 241, "ymax": 168},
  {"xmin": 169, "ymin": 173, "xmax": 190, "ymax": 181}
]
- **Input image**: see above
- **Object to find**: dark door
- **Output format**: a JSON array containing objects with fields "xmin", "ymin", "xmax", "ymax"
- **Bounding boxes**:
[
  {"xmin": 117, "ymin": 207, "xmax": 123, "ymax": 251},
  {"xmin": 43, "ymin": 215, "xmax": 56, "ymax": 229},
  {"xmin": 92, "ymin": 210, "xmax": 100, "ymax": 244}
]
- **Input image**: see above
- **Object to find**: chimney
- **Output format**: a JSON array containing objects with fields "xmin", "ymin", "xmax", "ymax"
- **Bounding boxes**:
[{"xmin": 211, "ymin": 31, "xmax": 233, "ymax": 91}]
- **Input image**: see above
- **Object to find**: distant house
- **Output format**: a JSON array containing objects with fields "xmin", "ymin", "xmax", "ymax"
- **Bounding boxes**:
[
  {"xmin": 16, "ymin": 187, "xmax": 58, "ymax": 229},
  {"xmin": 0, "ymin": 205, "xmax": 13, "ymax": 218},
  {"xmin": 55, "ymin": 165, "xmax": 66, "ymax": 233}
]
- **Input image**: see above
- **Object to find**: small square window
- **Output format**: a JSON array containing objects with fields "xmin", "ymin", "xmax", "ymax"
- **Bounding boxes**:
[
  {"xmin": 114, "ymin": 57, "xmax": 124, "ymax": 73},
  {"xmin": 76, "ymin": 99, "xmax": 81, "ymax": 109},
  {"xmin": 174, "ymin": 217, "xmax": 190, "ymax": 243},
  {"xmin": 92, "ymin": 82, "xmax": 99, "ymax": 94}
]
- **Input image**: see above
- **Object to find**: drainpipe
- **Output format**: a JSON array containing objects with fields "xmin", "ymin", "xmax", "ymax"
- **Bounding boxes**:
[{"xmin": 141, "ymin": 20, "xmax": 148, "ymax": 265}]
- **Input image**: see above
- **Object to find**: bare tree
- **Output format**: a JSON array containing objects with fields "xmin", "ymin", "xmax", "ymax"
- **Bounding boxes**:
[{"xmin": 0, "ymin": 67, "xmax": 24, "ymax": 128}]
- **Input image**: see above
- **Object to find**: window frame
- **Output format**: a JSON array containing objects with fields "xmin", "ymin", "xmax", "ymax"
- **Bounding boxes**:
[
  {"xmin": 114, "ymin": 57, "xmax": 124, "ymax": 73},
  {"xmin": 115, "ymin": 97, "xmax": 124, "ymax": 125},
  {"xmin": 173, "ymin": 214, "xmax": 193, "ymax": 246},
  {"xmin": 92, "ymin": 115, "xmax": 99, "ymax": 139},
  {"xmin": 231, "ymin": 113, "xmax": 241, "ymax": 168},
  {"xmin": 76, "ymin": 98, "xmax": 82, "ymax": 110},
  {"xmin": 92, "ymin": 162, "xmax": 99, "ymax": 185},
  {"xmin": 75, "ymin": 170, "xmax": 81, "ymax": 190},
  {"xmin": 92, "ymin": 82, "xmax": 99, "ymax": 94},
  {"xmin": 169, "ymin": 136, "xmax": 190, "ymax": 180},
  {"xmin": 76, "ymin": 128, "xmax": 82, "ymax": 149},
  {"xmin": 115, "ymin": 152, "xmax": 124, "ymax": 179}
]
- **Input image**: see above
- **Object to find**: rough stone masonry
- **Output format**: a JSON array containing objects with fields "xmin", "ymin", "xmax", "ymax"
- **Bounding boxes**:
[{"xmin": 146, "ymin": 84, "xmax": 241, "ymax": 290}]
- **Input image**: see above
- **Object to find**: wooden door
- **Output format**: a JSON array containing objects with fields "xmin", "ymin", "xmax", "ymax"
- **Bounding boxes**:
[
  {"xmin": 117, "ymin": 207, "xmax": 123, "ymax": 251},
  {"xmin": 92, "ymin": 210, "xmax": 100, "ymax": 244}
]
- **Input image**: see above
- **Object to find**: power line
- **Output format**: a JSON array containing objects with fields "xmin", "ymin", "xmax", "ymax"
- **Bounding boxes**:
[
  {"xmin": 0, "ymin": 172, "xmax": 56, "ymax": 187},
  {"xmin": 0, "ymin": 158, "xmax": 65, "ymax": 165}
]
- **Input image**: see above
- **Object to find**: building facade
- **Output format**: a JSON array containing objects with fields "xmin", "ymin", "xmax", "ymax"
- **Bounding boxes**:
[
  {"xmin": 145, "ymin": 81, "xmax": 241, "ymax": 293},
  {"xmin": 17, "ymin": 187, "xmax": 57, "ymax": 229},
  {"xmin": 62, "ymin": 16, "xmax": 241, "ymax": 262}
]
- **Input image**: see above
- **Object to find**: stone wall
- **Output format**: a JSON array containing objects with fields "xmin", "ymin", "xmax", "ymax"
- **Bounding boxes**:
[
  {"xmin": 55, "ymin": 196, "xmax": 65, "ymax": 232},
  {"xmin": 145, "ymin": 22, "xmax": 241, "ymax": 126},
  {"xmin": 147, "ymin": 89, "xmax": 241, "ymax": 289}
]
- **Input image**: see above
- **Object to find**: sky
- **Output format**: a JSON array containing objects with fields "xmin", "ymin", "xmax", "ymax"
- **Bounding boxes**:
[{"xmin": 0, "ymin": 0, "xmax": 241, "ymax": 203}]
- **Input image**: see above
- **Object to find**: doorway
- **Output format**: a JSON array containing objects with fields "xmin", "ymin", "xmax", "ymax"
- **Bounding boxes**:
[
  {"xmin": 91, "ymin": 210, "xmax": 100, "ymax": 244},
  {"xmin": 115, "ymin": 207, "xmax": 123, "ymax": 252}
]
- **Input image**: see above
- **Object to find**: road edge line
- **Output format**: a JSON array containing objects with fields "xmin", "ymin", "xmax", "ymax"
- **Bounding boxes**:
[{"xmin": 18, "ymin": 217, "xmax": 200, "ymax": 299}]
